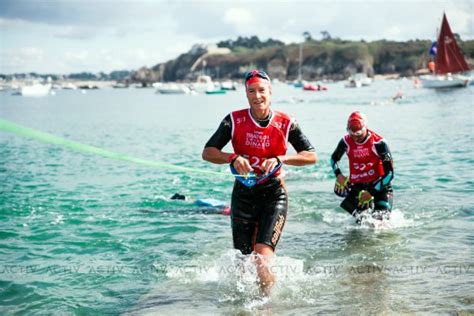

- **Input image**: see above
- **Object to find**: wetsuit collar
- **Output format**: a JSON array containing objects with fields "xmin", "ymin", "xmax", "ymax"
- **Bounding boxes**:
[{"xmin": 249, "ymin": 109, "xmax": 273, "ymax": 128}]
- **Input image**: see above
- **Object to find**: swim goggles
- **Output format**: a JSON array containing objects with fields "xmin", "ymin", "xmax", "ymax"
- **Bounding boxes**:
[
  {"xmin": 245, "ymin": 70, "xmax": 270, "ymax": 83},
  {"xmin": 347, "ymin": 126, "xmax": 366, "ymax": 137}
]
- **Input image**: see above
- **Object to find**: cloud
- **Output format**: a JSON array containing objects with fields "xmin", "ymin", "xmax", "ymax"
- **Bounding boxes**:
[
  {"xmin": 2, "ymin": 0, "xmax": 472, "ymax": 42},
  {"xmin": 0, "ymin": 0, "xmax": 472, "ymax": 74},
  {"xmin": 65, "ymin": 50, "xmax": 90, "ymax": 62},
  {"xmin": 223, "ymin": 7, "xmax": 254, "ymax": 33},
  {"xmin": 0, "ymin": 47, "xmax": 45, "ymax": 73},
  {"xmin": 445, "ymin": 7, "xmax": 473, "ymax": 39},
  {"xmin": 53, "ymin": 26, "xmax": 99, "ymax": 40},
  {"xmin": 0, "ymin": 17, "xmax": 24, "ymax": 28}
]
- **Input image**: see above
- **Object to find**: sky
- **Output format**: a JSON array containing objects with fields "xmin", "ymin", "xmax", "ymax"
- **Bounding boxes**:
[{"xmin": 0, "ymin": 0, "xmax": 472, "ymax": 74}]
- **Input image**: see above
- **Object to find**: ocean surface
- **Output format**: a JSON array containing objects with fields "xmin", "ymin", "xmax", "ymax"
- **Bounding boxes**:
[{"xmin": 0, "ymin": 80, "xmax": 473, "ymax": 315}]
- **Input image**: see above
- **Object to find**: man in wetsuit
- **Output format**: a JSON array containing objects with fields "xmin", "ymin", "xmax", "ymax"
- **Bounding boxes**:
[
  {"xmin": 202, "ymin": 70, "xmax": 317, "ymax": 294},
  {"xmin": 330, "ymin": 111, "xmax": 394, "ymax": 222}
]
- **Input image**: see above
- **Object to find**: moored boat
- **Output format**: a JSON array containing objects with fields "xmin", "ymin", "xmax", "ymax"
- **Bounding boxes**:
[
  {"xmin": 19, "ymin": 83, "xmax": 52, "ymax": 97},
  {"xmin": 156, "ymin": 83, "xmax": 191, "ymax": 94},
  {"xmin": 420, "ymin": 13, "xmax": 471, "ymax": 88},
  {"xmin": 303, "ymin": 83, "xmax": 327, "ymax": 91},
  {"xmin": 345, "ymin": 73, "xmax": 372, "ymax": 88},
  {"xmin": 205, "ymin": 88, "xmax": 226, "ymax": 95}
]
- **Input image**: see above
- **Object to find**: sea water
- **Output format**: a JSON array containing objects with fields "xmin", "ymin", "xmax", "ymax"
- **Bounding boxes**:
[{"xmin": 0, "ymin": 80, "xmax": 473, "ymax": 314}]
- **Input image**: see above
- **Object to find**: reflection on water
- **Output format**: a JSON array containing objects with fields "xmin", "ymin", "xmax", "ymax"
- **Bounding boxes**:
[{"xmin": 337, "ymin": 229, "xmax": 393, "ymax": 314}]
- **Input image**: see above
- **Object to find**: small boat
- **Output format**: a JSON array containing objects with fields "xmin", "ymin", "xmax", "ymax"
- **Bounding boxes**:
[
  {"xmin": 190, "ymin": 75, "xmax": 214, "ymax": 93},
  {"xmin": 112, "ymin": 83, "xmax": 129, "ymax": 89},
  {"xmin": 294, "ymin": 41, "xmax": 304, "ymax": 88},
  {"xmin": 205, "ymin": 88, "xmax": 226, "ymax": 95},
  {"xmin": 156, "ymin": 83, "xmax": 191, "ymax": 94},
  {"xmin": 345, "ymin": 73, "xmax": 372, "ymax": 88},
  {"xmin": 61, "ymin": 82, "xmax": 78, "ymax": 90},
  {"xmin": 345, "ymin": 79, "xmax": 362, "ymax": 88},
  {"xmin": 420, "ymin": 13, "xmax": 471, "ymax": 88},
  {"xmin": 420, "ymin": 74, "xmax": 470, "ymax": 88},
  {"xmin": 303, "ymin": 83, "xmax": 327, "ymax": 91},
  {"xmin": 19, "ymin": 83, "xmax": 52, "ymax": 97},
  {"xmin": 220, "ymin": 81, "xmax": 236, "ymax": 90},
  {"xmin": 293, "ymin": 80, "xmax": 304, "ymax": 88},
  {"xmin": 78, "ymin": 84, "xmax": 99, "ymax": 90}
]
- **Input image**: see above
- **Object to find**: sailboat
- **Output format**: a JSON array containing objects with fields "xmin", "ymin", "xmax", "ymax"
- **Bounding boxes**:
[
  {"xmin": 420, "ymin": 13, "xmax": 471, "ymax": 88},
  {"xmin": 293, "ymin": 42, "xmax": 304, "ymax": 88}
]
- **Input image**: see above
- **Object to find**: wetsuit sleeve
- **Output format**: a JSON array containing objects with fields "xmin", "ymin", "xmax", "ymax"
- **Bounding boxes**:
[
  {"xmin": 330, "ymin": 139, "xmax": 347, "ymax": 176},
  {"xmin": 204, "ymin": 114, "xmax": 232, "ymax": 150},
  {"xmin": 288, "ymin": 121, "xmax": 315, "ymax": 152},
  {"xmin": 368, "ymin": 140, "xmax": 394, "ymax": 195}
]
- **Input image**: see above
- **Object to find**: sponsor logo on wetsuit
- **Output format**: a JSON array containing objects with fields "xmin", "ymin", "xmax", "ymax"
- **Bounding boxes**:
[
  {"xmin": 245, "ymin": 131, "xmax": 271, "ymax": 148},
  {"xmin": 271, "ymin": 214, "xmax": 285, "ymax": 245},
  {"xmin": 344, "ymin": 131, "xmax": 384, "ymax": 183},
  {"xmin": 231, "ymin": 109, "xmax": 291, "ymax": 177},
  {"xmin": 353, "ymin": 147, "xmax": 370, "ymax": 158}
]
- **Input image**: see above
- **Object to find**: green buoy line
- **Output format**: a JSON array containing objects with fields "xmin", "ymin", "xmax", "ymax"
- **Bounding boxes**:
[{"xmin": 0, "ymin": 118, "xmax": 230, "ymax": 177}]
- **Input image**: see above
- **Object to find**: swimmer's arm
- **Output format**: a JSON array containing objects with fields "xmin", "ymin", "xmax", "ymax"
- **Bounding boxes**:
[
  {"xmin": 284, "ymin": 122, "xmax": 317, "ymax": 166},
  {"xmin": 202, "ymin": 115, "xmax": 232, "ymax": 164},
  {"xmin": 202, "ymin": 147, "xmax": 253, "ymax": 175},
  {"xmin": 330, "ymin": 139, "xmax": 347, "ymax": 176},
  {"xmin": 368, "ymin": 141, "xmax": 394, "ymax": 195},
  {"xmin": 278, "ymin": 150, "xmax": 317, "ymax": 166},
  {"xmin": 202, "ymin": 147, "xmax": 235, "ymax": 164}
]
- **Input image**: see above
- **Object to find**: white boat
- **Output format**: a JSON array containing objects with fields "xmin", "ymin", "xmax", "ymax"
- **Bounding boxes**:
[
  {"xmin": 420, "ymin": 13, "xmax": 471, "ymax": 89},
  {"xmin": 345, "ymin": 78, "xmax": 362, "ymax": 88},
  {"xmin": 345, "ymin": 73, "xmax": 372, "ymax": 88},
  {"xmin": 420, "ymin": 73, "xmax": 470, "ymax": 88},
  {"xmin": 189, "ymin": 75, "xmax": 214, "ymax": 93},
  {"xmin": 220, "ymin": 81, "xmax": 236, "ymax": 90},
  {"xmin": 19, "ymin": 83, "xmax": 52, "ymax": 97},
  {"xmin": 61, "ymin": 82, "xmax": 78, "ymax": 90},
  {"xmin": 112, "ymin": 83, "xmax": 129, "ymax": 89},
  {"xmin": 155, "ymin": 83, "xmax": 191, "ymax": 94}
]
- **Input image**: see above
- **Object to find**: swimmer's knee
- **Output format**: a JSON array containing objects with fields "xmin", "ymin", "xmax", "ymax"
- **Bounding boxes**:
[{"xmin": 254, "ymin": 243, "xmax": 274, "ymax": 257}]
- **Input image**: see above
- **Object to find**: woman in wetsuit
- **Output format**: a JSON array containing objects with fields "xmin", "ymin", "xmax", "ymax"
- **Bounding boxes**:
[{"xmin": 202, "ymin": 70, "xmax": 317, "ymax": 294}]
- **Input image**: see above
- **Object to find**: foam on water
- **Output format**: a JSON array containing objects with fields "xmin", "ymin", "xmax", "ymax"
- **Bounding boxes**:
[
  {"xmin": 162, "ymin": 249, "xmax": 327, "ymax": 311},
  {"xmin": 355, "ymin": 208, "xmax": 415, "ymax": 230},
  {"xmin": 321, "ymin": 208, "xmax": 415, "ymax": 230}
]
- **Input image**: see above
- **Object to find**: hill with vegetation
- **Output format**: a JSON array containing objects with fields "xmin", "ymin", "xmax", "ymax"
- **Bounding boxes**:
[{"xmin": 132, "ymin": 35, "xmax": 474, "ymax": 83}]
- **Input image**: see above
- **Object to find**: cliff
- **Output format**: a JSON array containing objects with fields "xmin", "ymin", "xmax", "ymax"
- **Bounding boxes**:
[{"xmin": 131, "ymin": 38, "xmax": 474, "ymax": 83}]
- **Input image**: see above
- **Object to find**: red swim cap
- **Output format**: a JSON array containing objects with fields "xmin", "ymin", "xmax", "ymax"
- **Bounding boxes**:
[{"xmin": 347, "ymin": 111, "xmax": 367, "ymax": 134}]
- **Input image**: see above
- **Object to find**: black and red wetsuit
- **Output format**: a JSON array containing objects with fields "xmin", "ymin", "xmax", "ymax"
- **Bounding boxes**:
[
  {"xmin": 330, "ymin": 130, "xmax": 394, "ymax": 218},
  {"xmin": 205, "ymin": 109, "xmax": 314, "ymax": 254}
]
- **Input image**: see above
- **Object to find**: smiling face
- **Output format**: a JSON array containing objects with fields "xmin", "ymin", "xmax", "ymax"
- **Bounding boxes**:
[{"xmin": 245, "ymin": 81, "xmax": 272, "ymax": 119}]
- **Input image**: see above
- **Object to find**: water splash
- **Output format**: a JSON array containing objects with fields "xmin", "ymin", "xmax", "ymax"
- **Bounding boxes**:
[
  {"xmin": 321, "ymin": 208, "xmax": 415, "ymax": 230},
  {"xmin": 162, "ymin": 249, "xmax": 328, "ymax": 311}
]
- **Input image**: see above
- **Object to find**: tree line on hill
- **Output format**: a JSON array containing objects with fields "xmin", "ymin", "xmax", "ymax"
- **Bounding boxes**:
[
  {"xmin": 3, "ymin": 34, "xmax": 473, "ymax": 84},
  {"xmin": 0, "ymin": 70, "xmax": 133, "ymax": 82},
  {"xmin": 131, "ymin": 34, "xmax": 474, "ymax": 83}
]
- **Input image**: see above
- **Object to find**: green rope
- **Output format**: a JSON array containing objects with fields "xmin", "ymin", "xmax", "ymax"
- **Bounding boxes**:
[{"xmin": 0, "ymin": 118, "xmax": 229, "ymax": 177}]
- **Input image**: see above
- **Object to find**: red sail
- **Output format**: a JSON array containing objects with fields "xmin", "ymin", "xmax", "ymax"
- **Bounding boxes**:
[{"xmin": 435, "ymin": 13, "xmax": 470, "ymax": 74}]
